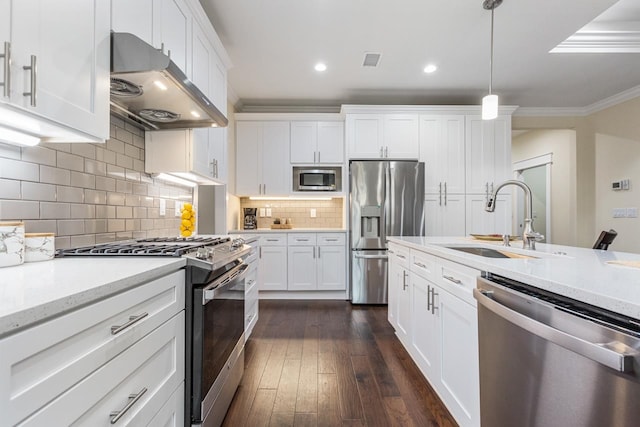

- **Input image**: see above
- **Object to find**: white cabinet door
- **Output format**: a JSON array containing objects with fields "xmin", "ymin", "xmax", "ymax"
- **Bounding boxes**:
[
  {"xmin": 395, "ymin": 265, "xmax": 411, "ymax": 346},
  {"xmin": 317, "ymin": 244, "xmax": 345, "ymax": 290},
  {"xmin": 465, "ymin": 116, "xmax": 511, "ymax": 194},
  {"xmin": 209, "ymin": 127, "xmax": 227, "ymax": 183},
  {"xmin": 236, "ymin": 122, "xmax": 261, "ymax": 195},
  {"xmin": 317, "ymin": 121, "xmax": 344, "ymax": 164},
  {"xmin": 111, "ymin": 0, "xmax": 155, "ymax": 45},
  {"xmin": 290, "ymin": 121, "xmax": 317, "ymax": 164},
  {"xmin": 191, "ymin": 129, "xmax": 211, "ymax": 177},
  {"xmin": 261, "ymin": 122, "xmax": 290, "ymax": 195},
  {"xmin": 157, "ymin": 0, "xmax": 190, "ymax": 75},
  {"xmin": 420, "ymin": 116, "xmax": 465, "ymax": 195},
  {"xmin": 437, "ymin": 288, "xmax": 480, "ymax": 427},
  {"xmin": 10, "ymin": 0, "xmax": 109, "ymax": 140},
  {"xmin": 147, "ymin": 383, "xmax": 184, "ymax": 427},
  {"xmin": 260, "ymin": 246, "xmax": 287, "ymax": 291},
  {"xmin": 384, "ymin": 114, "xmax": 419, "ymax": 159},
  {"xmin": 425, "ymin": 194, "xmax": 466, "ymax": 237},
  {"xmin": 346, "ymin": 114, "xmax": 383, "ymax": 159},
  {"xmin": 387, "ymin": 247, "xmax": 399, "ymax": 329},
  {"xmin": 410, "ymin": 273, "xmax": 439, "ymax": 380},
  {"xmin": 465, "ymin": 194, "xmax": 512, "ymax": 236},
  {"xmin": 191, "ymin": 19, "xmax": 212, "ymax": 98},
  {"xmin": 288, "ymin": 246, "xmax": 316, "ymax": 291}
]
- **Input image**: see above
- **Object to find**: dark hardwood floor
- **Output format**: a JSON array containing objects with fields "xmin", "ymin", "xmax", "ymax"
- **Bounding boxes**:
[{"xmin": 222, "ymin": 300, "xmax": 458, "ymax": 427}]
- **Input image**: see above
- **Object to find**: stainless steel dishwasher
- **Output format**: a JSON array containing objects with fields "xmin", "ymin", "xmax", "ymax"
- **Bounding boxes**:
[{"xmin": 475, "ymin": 273, "xmax": 640, "ymax": 427}]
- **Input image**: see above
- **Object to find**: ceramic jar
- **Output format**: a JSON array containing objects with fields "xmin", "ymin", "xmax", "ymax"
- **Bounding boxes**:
[
  {"xmin": 0, "ymin": 222, "xmax": 25, "ymax": 267},
  {"xmin": 24, "ymin": 233, "xmax": 56, "ymax": 262}
]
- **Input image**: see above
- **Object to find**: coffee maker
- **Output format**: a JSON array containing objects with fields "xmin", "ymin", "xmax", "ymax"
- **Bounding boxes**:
[{"xmin": 243, "ymin": 208, "xmax": 257, "ymax": 230}]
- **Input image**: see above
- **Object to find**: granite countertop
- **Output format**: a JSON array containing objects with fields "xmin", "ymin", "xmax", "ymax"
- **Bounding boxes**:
[
  {"xmin": 0, "ymin": 257, "xmax": 186, "ymax": 337},
  {"xmin": 232, "ymin": 228, "xmax": 347, "ymax": 233},
  {"xmin": 387, "ymin": 236, "xmax": 640, "ymax": 320}
]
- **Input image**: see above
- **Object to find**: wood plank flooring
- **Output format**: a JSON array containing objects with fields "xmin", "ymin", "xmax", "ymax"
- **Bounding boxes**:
[{"xmin": 223, "ymin": 300, "xmax": 457, "ymax": 427}]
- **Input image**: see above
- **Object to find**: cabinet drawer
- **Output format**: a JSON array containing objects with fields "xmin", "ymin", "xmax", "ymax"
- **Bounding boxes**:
[
  {"xmin": 410, "ymin": 250, "xmax": 435, "ymax": 280},
  {"xmin": 1, "ymin": 270, "xmax": 185, "ymax": 426},
  {"xmin": 19, "ymin": 312, "xmax": 185, "ymax": 426},
  {"xmin": 437, "ymin": 259, "xmax": 479, "ymax": 305},
  {"xmin": 260, "ymin": 234, "xmax": 287, "ymax": 246},
  {"xmin": 245, "ymin": 299, "xmax": 259, "ymax": 333},
  {"xmin": 287, "ymin": 233, "xmax": 317, "ymax": 246},
  {"xmin": 147, "ymin": 382, "xmax": 184, "ymax": 427},
  {"xmin": 389, "ymin": 244, "xmax": 410, "ymax": 269},
  {"xmin": 317, "ymin": 233, "xmax": 346, "ymax": 246},
  {"xmin": 246, "ymin": 277, "xmax": 260, "ymax": 306}
]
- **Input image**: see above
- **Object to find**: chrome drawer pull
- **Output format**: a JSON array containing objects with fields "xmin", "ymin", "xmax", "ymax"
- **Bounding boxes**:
[
  {"xmin": 1, "ymin": 41, "xmax": 10, "ymax": 98},
  {"xmin": 325, "ymin": 238, "xmax": 339, "ymax": 242},
  {"xmin": 266, "ymin": 239, "xmax": 279, "ymax": 242},
  {"xmin": 296, "ymin": 238, "xmax": 309, "ymax": 241},
  {"xmin": 414, "ymin": 261, "xmax": 427, "ymax": 268},
  {"xmin": 443, "ymin": 275, "xmax": 462, "ymax": 285},
  {"xmin": 23, "ymin": 55, "xmax": 37, "ymax": 107},
  {"xmin": 110, "ymin": 312, "xmax": 148, "ymax": 335},
  {"xmin": 110, "ymin": 387, "xmax": 147, "ymax": 424},
  {"xmin": 396, "ymin": 254, "xmax": 406, "ymax": 259}
]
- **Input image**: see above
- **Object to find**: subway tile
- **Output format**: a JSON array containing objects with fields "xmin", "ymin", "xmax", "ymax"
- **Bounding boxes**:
[
  {"xmin": 95, "ymin": 233, "xmax": 116, "ymax": 244},
  {"xmin": 133, "ymin": 159, "xmax": 145, "ymax": 172},
  {"xmin": 125, "ymin": 194, "xmax": 140, "ymax": 207},
  {"xmin": 116, "ymin": 206, "xmax": 133, "ymax": 218},
  {"xmin": 70, "ymin": 204, "xmax": 95, "ymax": 219},
  {"xmin": 116, "ymin": 231, "xmax": 133, "ymax": 240},
  {"xmin": 141, "ymin": 196, "xmax": 155, "ymax": 208},
  {"xmin": 57, "ymin": 219, "xmax": 85, "ymax": 236},
  {"xmin": 124, "ymin": 144, "xmax": 140, "ymax": 160},
  {"xmin": 57, "ymin": 152, "xmax": 84, "ymax": 172},
  {"xmin": 95, "ymin": 146, "xmax": 105, "ymax": 162},
  {"xmin": 85, "ymin": 159, "xmax": 106, "ymax": 176},
  {"xmin": 106, "ymin": 192, "xmax": 125, "ymax": 206},
  {"xmin": 108, "ymin": 219, "xmax": 125, "ymax": 232},
  {"xmin": 57, "ymin": 186, "xmax": 85, "ymax": 203},
  {"xmin": 107, "ymin": 164, "xmax": 126, "ymax": 179},
  {"xmin": 110, "ymin": 115, "xmax": 125, "ymax": 128},
  {"xmin": 40, "ymin": 202, "xmax": 70, "ymax": 219},
  {"xmin": 140, "ymin": 219, "xmax": 155, "ymax": 230},
  {"xmin": 22, "ymin": 182, "xmax": 56, "ymax": 201},
  {"xmin": 84, "ymin": 219, "xmax": 107, "ymax": 234},
  {"xmin": 147, "ymin": 186, "xmax": 159, "ymax": 196},
  {"xmin": 71, "ymin": 143, "xmax": 96, "ymax": 160},
  {"xmin": 140, "ymin": 173, "xmax": 153, "ymax": 184},
  {"xmin": 71, "ymin": 234, "xmax": 96, "ymax": 248},
  {"xmin": 110, "ymin": 124, "xmax": 117, "ymax": 137},
  {"xmin": 40, "ymin": 165, "xmax": 70, "ymax": 185},
  {"xmin": 95, "ymin": 205, "xmax": 116, "ymax": 219},
  {"xmin": 106, "ymin": 138, "xmax": 125, "ymax": 154},
  {"xmin": 0, "ymin": 179, "xmax": 21, "ymax": 199},
  {"xmin": 116, "ymin": 179, "xmax": 133, "ymax": 194},
  {"xmin": 103, "ymin": 149, "xmax": 116, "ymax": 165},
  {"xmin": 126, "ymin": 219, "xmax": 140, "ymax": 231},
  {"xmin": 148, "ymin": 208, "xmax": 160, "ymax": 219},
  {"xmin": 132, "ymin": 230, "xmax": 147, "ymax": 239},
  {"xmin": 133, "ymin": 207, "xmax": 147, "ymax": 218},
  {"xmin": 132, "ymin": 183, "xmax": 147, "ymax": 196},
  {"xmin": 0, "ymin": 200, "xmax": 40, "ymax": 220},
  {"xmin": 0, "ymin": 143, "xmax": 22, "ymax": 160},
  {"xmin": 23, "ymin": 220, "xmax": 57, "ymax": 233},
  {"xmin": 95, "ymin": 176, "xmax": 116, "ymax": 192},
  {"xmin": 43, "ymin": 142, "xmax": 71, "ymax": 153},
  {"xmin": 116, "ymin": 153, "xmax": 133, "ymax": 169},
  {"xmin": 133, "ymin": 135, "xmax": 145, "ymax": 149},
  {"xmin": 21, "ymin": 145, "xmax": 57, "ymax": 166},
  {"xmin": 70, "ymin": 171, "xmax": 96, "ymax": 189},
  {"xmin": 125, "ymin": 170, "xmax": 140, "ymax": 182},
  {"xmin": 115, "ymin": 128, "xmax": 133, "ymax": 144},
  {"xmin": 85, "ymin": 189, "xmax": 107, "ymax": 204},
  {"xmin": 0, "ymin": 158, "xmax": 39, "ymax": 181},
  {"xmin": 55, "ymin": 236, "xmax": 71, "ymax": 250},
  {"xmin": 124, "ymin": 122, "xmax": 144, "ymax": 137}
]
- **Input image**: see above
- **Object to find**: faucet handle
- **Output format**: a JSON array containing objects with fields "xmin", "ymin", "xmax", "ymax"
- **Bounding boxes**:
[
  {"xmin": 531, "ymin": 232, "xmax": 544, "ymax": 242},
  {"xmin": 502, "ymin": 234, "xmax": 511, "ymax": 247}
]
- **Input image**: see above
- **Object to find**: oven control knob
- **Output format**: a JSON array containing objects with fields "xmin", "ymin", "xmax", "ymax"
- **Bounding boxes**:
[
  {"xmin": 231, "ymin": 238, "xmax": 245, "ymax": 249},
  {"xmin": 195, "ymin": 247, "xmax": 210, "ymax": 259}
]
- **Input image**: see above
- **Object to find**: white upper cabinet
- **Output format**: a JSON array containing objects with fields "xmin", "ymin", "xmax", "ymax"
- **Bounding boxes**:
[
  {"xmin": 290, "ymin": 121, "xmax": 344, "ymax": 164},
  {"xmin": 346, "ymin": 113, "xmax": 419, "ymax": 159},
  {"xmin": 465, "ymin": 194, "xmax": 512, "ymax": 236},
  {"xmin": 465, "ymin": 115, "xmax": 511, "ymax": 195},
  {"xmin": 110, "ymin": 0, "xmax": 155, "ymax": 45},
  {"xmin": 383, "ymin": 114, "xmax": 420, "ymax": 159},
  {"xmin": 1, "ymin": 0, "xmax": 110, "ymax": 141},
  {"xmin": 420, "ymin": 115, "xmax": 465, "ymax": 195}
]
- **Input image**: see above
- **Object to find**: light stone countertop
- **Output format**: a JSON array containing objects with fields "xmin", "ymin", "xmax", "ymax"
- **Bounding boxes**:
[
  {"xmin": 387, "ymin": 236, "xmax": 640, "ymax": 320},
  {"xmin": 231, "ymin": 228, "xmax": 346, "ymax": 233},
  {"xmin": 0, "ymin": 257, "xmax": 186, "ymax": 337}
]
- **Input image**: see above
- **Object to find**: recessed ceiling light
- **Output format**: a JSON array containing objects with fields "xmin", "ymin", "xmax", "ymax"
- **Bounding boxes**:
[
  {"xmin": 314, "ymin": 63, "xmax": 327, "ymax": 72},
  {"xmin": 423, "ymin": 64, "xmax": 438, "ymax": 74}
]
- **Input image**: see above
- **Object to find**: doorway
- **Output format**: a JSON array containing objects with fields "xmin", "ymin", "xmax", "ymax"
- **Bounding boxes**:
[{"xmin": 513, "ymin": 154, "xmax": 552, "ymax": 243}]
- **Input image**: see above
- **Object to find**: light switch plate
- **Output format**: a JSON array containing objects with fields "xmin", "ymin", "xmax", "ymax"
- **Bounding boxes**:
[
  {"xmin": 259, "ymin": 208, "xmax": 266, "ymax": 217},
  {"xmin": 627, "ymin": 207, "xmax": 638, "ymax": 218},
  {"xmin": 613, "ymin": 208, "xmax": 625, "ymax": 218},
  {"xmin": 266, "ymin": 208, "xmax": 272, "ymax": 217},
  {"xmin": 159, "ymin": 199, "xmax": 166, "ymax": 216},
  {"xmin": 175, "ymin": 202, "xmax": 183, "ymax": 217},
  {"xmin": 310, "ymin": 208, "xmax": 317, "ymax": 218}
]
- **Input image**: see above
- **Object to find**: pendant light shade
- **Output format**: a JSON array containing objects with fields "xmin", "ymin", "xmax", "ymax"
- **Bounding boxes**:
[{"xmin": 482, "ymin": 0, "xmax": 503, "ymax": 120}]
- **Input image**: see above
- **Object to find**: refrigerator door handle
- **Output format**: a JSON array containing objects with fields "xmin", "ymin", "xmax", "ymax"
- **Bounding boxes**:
[{"xmin": 354, "ymin": 253, "xmax": 389, "ymax": 260}]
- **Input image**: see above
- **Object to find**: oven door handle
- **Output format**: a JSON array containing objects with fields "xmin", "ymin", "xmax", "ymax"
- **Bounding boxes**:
[{"xmin": 202, "ymin": 263, "xmax": 249, "ymax": 304}]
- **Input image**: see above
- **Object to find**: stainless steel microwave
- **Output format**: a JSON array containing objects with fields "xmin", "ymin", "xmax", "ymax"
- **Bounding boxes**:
[{"xmin": 293, "ymin": 167, "xmax": 342, "ymax": 191}]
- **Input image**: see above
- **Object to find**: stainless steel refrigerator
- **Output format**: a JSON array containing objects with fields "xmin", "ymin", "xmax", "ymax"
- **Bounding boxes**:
[{"xmin": 350, "ymin": 160, "xmax": 425, "ymax": 304}]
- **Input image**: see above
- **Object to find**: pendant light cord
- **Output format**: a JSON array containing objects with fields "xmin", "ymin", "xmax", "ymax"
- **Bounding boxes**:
[{"xmin": 489, "ymin": 6, "xmax": 494, "ymax": 96}]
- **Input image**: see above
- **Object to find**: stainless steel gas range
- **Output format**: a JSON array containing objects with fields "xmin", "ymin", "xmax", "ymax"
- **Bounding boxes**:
[{"xmin": 58, "ymin": 236, "xmax": 251, "ymax": 427}]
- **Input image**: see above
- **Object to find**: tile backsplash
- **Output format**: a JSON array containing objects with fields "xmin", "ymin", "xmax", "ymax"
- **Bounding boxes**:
[
  {"xmin": 239, "ymin": 198, "xmax": 344, "ymax": 229},
  {"xmin": 0, "ymin": 116, "xmax": 192, "ymax": 249}
]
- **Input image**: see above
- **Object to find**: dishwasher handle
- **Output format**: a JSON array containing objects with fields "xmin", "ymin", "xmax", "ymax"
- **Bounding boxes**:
[{"xmin": 473, "ymin": 287, "xmax": 639, "ymax": 373}]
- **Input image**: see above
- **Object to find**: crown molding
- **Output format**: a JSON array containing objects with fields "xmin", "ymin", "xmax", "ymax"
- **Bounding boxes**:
[
  {"xmin": 513, "ymin": 107, "xmax": 587, "ymax": 117},
  {"xmin": 583, "ymin": 84, "xmax": 640, "ymax": 115},
  {"xmin": 234, "ymin": 112, "xmax": 344, "ymax": 121},
  {"xmin": 238, "ymin": 105, "xmax": 341, "ymax": 114},
  {"xmin": 340, "ymin": 104, "xmax": 519, "ymax": 115}
]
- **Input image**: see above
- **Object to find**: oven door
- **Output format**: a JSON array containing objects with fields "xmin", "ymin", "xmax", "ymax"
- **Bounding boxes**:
[{"xmin": 191, "ymin": 262, "xmax": 248, "ymax": 425}]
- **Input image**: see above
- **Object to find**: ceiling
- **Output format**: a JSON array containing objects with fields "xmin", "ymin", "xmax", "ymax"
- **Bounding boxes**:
[{"xmin": 199, "ymin": 0, "xmax": 640, "ymax": 110}]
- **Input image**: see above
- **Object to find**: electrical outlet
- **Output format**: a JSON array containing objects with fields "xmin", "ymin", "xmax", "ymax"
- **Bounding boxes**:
[
  {"xmin": 159, "ymin": 199, "xmax": 166, "ymax": 216},
  {"xmin": 627, "ymin": 207, "xmax": 638, "ymax": 218},
  {"xmin": 310, "ymin": 208, "xmax": 317, "ymax": 218},
  {"xmin": 266, "ymin": 208, "xmax": 272, "ymax": 217},
  {"xmin": 612, "ymin": 208, "xmax": 625, "ymax": 218},
  {"xmin": 259, "ymin": 208, "xmax": 266, "ymax": 217},
  {"xmin": 175, "ymin": 202, "xmax": 183, "ymax": 217}
]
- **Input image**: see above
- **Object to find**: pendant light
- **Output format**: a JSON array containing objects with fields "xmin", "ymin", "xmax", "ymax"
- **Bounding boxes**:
[{"xmin": 482, "ymin": 0, "xmax": 503, "ymax": 120}]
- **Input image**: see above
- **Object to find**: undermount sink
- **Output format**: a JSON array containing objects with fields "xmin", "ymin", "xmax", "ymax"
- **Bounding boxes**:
[{"xmin": 445, "ymin": 246, "xmax": 539, "ymax": 259}]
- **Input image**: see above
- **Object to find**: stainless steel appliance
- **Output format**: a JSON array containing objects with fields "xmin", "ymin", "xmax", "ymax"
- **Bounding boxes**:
[
  {"xmin": 111, "ymin": 32, "xmax": 228, "ymax": 130},
  {"xmin": 293, "ymin": 166, "xmax": 341, "ymax": 191},
  {"xmin": 57, "ymin": 236, "xmax": 251, "ymax": 427},
  {"xmin": 349, "ymin": 160, "xmax": 424, "ymax": 304},
  {"xmin": 475, "ymin": 273, "xmax": 640, "ymax": 427}
]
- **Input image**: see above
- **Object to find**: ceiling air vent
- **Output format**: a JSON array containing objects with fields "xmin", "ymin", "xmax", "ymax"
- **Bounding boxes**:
[{"xmin": 362, "ymin": 52, "xmax": 382, "ymax": 68}]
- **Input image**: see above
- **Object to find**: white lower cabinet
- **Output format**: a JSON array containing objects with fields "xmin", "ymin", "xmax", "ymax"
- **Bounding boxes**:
[
  {"xmin": 147, "ymin": 383, "xmax": 184, "ymax": 427},
  {"xmin": 388, "ymin": 245, "xmax": 480, "ymax": 427},
  {"xmin": 317, "ymin": 243, "xmax": 346, "ymax": 290},
  {"xmin": 288, "ymin": 233, "xmax": 346, "ymax": 291},
  {"xmin": 259, "ymin": 235, "xmax": 288, "ymax": 291},
  {"xmin": 244, "ymin": 236, "xmax": 260, "ymax": 340},
  {"xmin": 424, "ymin": 193, "xmax": 466, "ymax": 237}
]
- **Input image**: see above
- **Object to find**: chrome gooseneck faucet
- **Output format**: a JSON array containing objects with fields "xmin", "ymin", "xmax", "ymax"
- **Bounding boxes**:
[{"xmin": 485, "ymin": 180, "xmax": 544, "ymax": 250}]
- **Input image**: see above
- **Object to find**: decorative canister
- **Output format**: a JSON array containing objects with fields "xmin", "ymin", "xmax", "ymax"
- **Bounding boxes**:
[
  {"xmin": 0, "ymin": 221, "xmax": 25, "ymax": 267},
  {"xmin": 24, "ymin": 233, "xmax": 56, "ymax": 262}
]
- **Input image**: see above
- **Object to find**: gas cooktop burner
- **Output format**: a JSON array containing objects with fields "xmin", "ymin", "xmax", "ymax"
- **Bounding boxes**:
[{"xmin": 56, "ymin": 236, "xmax": 231, "ymax": 257}]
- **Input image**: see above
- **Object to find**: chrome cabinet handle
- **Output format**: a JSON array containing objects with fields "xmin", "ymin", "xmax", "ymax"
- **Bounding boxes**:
[
  {"xmin": 325, "ymin": 238, "xmax": 338, "ymax": 242},
  {"xmin": 110, "ymin": 387, "xmax": 147, "ymax": 424},
  {"xmin": 111, "ymin": 312, "xmax": 148, "ymax": 335},
  {"xmin": 473, "ymin": 288, "xmax": 638, "ymax": 373},
  {"xmin": 402, "ymin": 271, "xmax": 408, "ymax": 290},
  {"xmin": 430, "ymin": 287, "xmax": 438, "ymax": 314},
  {"xmin": 443, "ymin": 275, "xmax": 462, "ymax": 285},
  {"xmin": 296, "ymin": 238, "xmax": 309, "ymax": 242},
  {"xmin": 485, "ymin": 182, "xmax": 489, "ymax": 202},
  {"xmin": 313, "ymin": 151, "xmax": 317, "ymax": 163},
  {"xmin": 427, "ymin": 284, "xmax": 432, "ymax": 311},
  {"xmin": 396, "ymin": 254, "xmax": 406, "ymax": 259},
  {"xmin": 318, "ymin": 151, "xmax": 321, "ymax": 162},
  {"xmin": 158, "ymin": 42, "xmax": 165, "ymax": 54},
  {"xmin": 444, "ymin": 182, "xmax": 447, "ymax": 206},
  {"xmin": 264, "ymin": 183, "xmax": 266, "ymax": 194},
  {"xmin": 167, "ymin": 49, "xmax": 171, "ymax": 58},
  {"xmin": 439, "ymin": 182, "xmax": 442, "ymax": 206},
  {"xmin": 23, "ymin": 55, "xmax": 36, "ymax": 107},
  {"xmin": 414, "ymin": 261, "xmax": 427, "ymax": 268},
  {"xmin": 379, "ymin": 146, "xmax": 383, "ymax": 158},
  {"xmin": 266, "ymin": 238, "xmax": 279, "ymax": 242},
  {"xmin": 312, "ymin": 246, "xmax": 316, "ymax": 258},
  {"xmin": 317, "ymin": 246, "xmax": 321, "ymax": 257},
  {"xmin": 259, "ymin": 246, "xmax": 262, "ymax": 258},
  {"xmin": 384, "ymin": 146, "xmax": 388, "ymax": 157},
  {"xmin": 1, "ymin": 42, "xmax": 10, "ymax": 98}
]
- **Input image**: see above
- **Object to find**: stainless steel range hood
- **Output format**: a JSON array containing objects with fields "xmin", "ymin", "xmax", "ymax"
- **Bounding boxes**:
[{"xmin": 110, "ymin": 32, "xmax": 228, "ymax": 130}]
